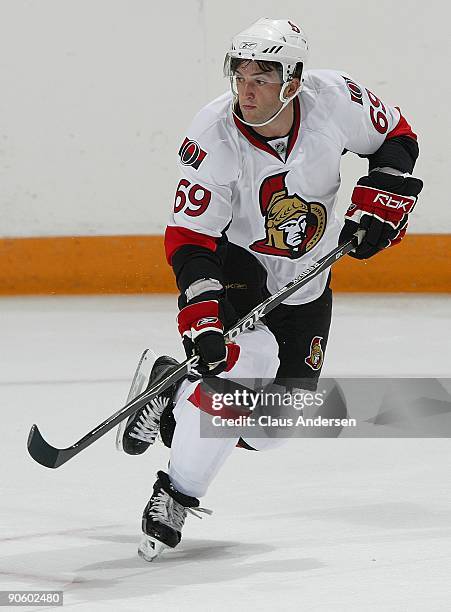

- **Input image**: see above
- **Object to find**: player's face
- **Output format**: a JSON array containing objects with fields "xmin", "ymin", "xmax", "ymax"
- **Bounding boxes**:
[{"xmin": 234, "ymin": 62, "xmax": 283, "ymax": 124}]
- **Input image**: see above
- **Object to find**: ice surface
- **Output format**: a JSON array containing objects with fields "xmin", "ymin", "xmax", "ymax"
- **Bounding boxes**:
[{"xmin": 1, "ymin": 294, "xmax": 450, "ymax": 611}]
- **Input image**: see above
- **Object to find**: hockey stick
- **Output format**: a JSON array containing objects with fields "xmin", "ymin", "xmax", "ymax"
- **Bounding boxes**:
[{"xmin": 27, "ymin": 231, "xmax": 363, "ymax": 468}]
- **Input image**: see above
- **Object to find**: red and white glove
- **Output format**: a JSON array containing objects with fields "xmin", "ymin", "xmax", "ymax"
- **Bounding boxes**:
[
  {"xmin": 339, "ymin": 171, "xmax": 423, "ymax": 259},
  {"xmin": 177, "ymin": 300, "xmax": 240, "ymax": 375}
]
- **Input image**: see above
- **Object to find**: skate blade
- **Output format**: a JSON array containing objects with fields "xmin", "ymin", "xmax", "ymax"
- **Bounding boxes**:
[
  {"xmin": 138, "ymin": 534, "xmax": 168, "ymax": 562},
  {"xmin": 116, "ymin": 349, "xmax": 157, "ymax": 452}
]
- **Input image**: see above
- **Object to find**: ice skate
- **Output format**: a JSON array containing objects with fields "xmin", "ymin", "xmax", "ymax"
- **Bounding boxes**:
[
  {"xmin": 116, "ymin": 349, "xmax": 155, "ymax": 452},
  {"xmin": 138, "ymin": 470, "xmax": 212, "ymax": 562},
  {"xmin": 121, "ymin": 355, "xmax": 180, "ymax": 455}
]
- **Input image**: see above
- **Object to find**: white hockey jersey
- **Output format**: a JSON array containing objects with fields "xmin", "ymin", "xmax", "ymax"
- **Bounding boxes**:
[{"xmin": 165, "ymin": 69, "xmax": 416, "ymax": 304}]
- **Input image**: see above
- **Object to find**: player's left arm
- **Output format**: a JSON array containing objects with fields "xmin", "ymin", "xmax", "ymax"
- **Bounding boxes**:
[{"xmin": 337, "ymin": 75, "xmax": 423, "ymax": 259}]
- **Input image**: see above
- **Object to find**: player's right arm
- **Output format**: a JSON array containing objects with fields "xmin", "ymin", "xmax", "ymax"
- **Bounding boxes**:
[
  {"xmin": 328, "ymin": 72, "xmax": 423, "ymax": 258},
  {"xmin": 165, "ymin": 109, "xmax": 239, "ymax": 374}
]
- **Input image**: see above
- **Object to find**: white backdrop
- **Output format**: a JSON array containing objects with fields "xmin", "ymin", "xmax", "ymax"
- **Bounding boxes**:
[{"xmin": 0, "ymin": 0, "xmax": 448, "ymax": 237}]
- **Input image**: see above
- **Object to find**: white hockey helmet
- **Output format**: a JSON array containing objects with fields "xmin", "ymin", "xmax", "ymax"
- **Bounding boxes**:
[{"xmin": 224, "ymin": 18, "xmax": 309, "ymax": 127}]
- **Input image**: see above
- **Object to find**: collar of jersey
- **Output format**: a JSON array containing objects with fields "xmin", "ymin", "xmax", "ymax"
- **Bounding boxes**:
[{"xmin": 233, "ymin": 96, "xmax": 301, "ymax": 163}]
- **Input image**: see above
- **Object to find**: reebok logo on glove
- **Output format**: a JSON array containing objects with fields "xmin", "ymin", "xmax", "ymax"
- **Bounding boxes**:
[
  {"xmin": 373, "ymin": 191, "xmax": 416, "ymax": 211},
  {"xmin": 197, "ymin": 317, "xmax": 219, "ymax": 326}
]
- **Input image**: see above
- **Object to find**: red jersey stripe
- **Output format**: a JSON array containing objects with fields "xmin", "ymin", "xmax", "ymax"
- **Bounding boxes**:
[
  {"xmin": 164, "ymin": 225, "xmax": 218, "ymax": 264},
  {"xmin": 386, "ymin": 108, "xmax": 418, "ymax": 141}
]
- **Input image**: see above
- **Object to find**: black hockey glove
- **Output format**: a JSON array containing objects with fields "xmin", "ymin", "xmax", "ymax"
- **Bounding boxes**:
[
  {"xmin": 177, "ymin": 298, "xmax": 240, "ymax": 376},
  {"xmin": 339, "ymin": 171, "xmax": 423, "ymax": 260}
]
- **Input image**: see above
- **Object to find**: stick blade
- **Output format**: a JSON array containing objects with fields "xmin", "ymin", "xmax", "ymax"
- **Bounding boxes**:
[{"xmin": 27, "ymin": 425, "xmax": 68, "ymax": 469}]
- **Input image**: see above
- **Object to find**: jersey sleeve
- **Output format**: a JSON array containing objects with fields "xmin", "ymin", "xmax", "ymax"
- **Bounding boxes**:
[
  {"xmin": 165, "ymin": 110, "xmax": 238, "ymax": 265},
  {"xmin": 332, "ymin": 72, "xmax": 417, "ymax": 157}
]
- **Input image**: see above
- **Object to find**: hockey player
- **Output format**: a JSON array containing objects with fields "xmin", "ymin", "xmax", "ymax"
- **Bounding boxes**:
[{"xmin": 122, "ymin": 17, "xmax": 423, "ymax": 560}]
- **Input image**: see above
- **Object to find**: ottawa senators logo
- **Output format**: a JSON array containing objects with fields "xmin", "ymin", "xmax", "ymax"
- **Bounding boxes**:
[
  {"xmin": 250, "ymin": 172, "xmax": 327, "ymax": 259},
  {"xmin": 342, "ymin": 76, "xmax": 363, "ymax": 105},
  {"xmin": 305, "ymin": 336, "xmax": 324, "ymax": 371},
  {"xmin": 178, "ymin": 138, "xmax": 207, "ymax": 170}
]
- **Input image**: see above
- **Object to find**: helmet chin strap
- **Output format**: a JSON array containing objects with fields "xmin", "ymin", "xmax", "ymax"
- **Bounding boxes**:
[{"xmin": 231, "ymin": 81, "xmax": 301, "ymax": 128}]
